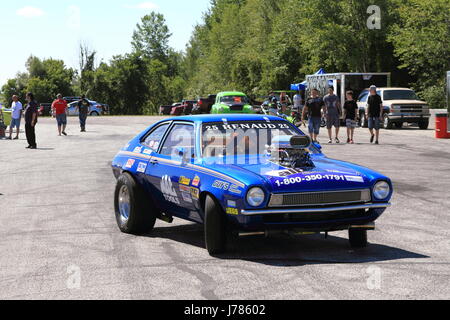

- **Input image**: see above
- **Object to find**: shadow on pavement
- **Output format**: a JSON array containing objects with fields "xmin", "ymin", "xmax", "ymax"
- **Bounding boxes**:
[{"xmin": 146, "ymin": 224, "xmax": 429, "ymax": 267}]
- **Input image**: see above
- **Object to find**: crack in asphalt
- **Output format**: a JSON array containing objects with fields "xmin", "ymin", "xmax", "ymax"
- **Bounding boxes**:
[{"xmin": 161, "ymin": 242, "xmax": 219, "ymax": 300}]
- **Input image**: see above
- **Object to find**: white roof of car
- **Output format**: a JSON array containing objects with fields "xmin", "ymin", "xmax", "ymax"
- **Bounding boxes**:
[{"xmin": 364, "ymin": 87, "xmax": 414, "ymax": 91}]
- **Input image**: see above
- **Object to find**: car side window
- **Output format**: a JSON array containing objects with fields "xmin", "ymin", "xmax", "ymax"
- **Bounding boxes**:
[
  {"xmin": 143, "ymin": 124, "xmax": 170, "ymax": 151},
  {"xmin": 160, "ymin": 124, "xmax": 195, "ymax": 160}
]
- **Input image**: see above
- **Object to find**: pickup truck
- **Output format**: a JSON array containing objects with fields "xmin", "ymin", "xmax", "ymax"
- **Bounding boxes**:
[
  {"xmin": 357, "ymin": 88, "xmax": 431, "ymax": 129},
  {"xmin": 192, "ymin": 95, "xmax": 217, "ymax": 114}
]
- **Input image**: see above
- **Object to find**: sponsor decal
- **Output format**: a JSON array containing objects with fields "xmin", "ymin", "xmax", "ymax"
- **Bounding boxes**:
[
  {"xmin": 345, "ymin": 175, "xmax": 365, "ymax": 183},
  {"xmin": 227, "ymin": 200, "xmax": 237, "ymax": 208},
  {"xmin": 213, "ymin": 180, "xmax": 230, "ymax": 190},
  {"xmin": 190, "ymin": 187, "xmax": 200, "ymax": 200},
  {"xmin": 143, "ymin": 148, "xmax": 152, "ymax": 155},
  {"xmin": 192, "ymin": 176, "xmax": 201, "ymax": 187},
  {"xmin": 213, "ymin": 180, "xmax": 243, "ymax": 195},
  {"xmin": 179, "ymin": 185, "xmax": 190, "ymax": 193},
  {"xmin": 181, "ymin": 192, "xmax": 193, "ymax": 204},
  {"xmin": 125, "ymin": 159, "xmax": 135, "ymax": 169},
  {"xmin": 226, "ymin": 207, "xmax": 239, "ymax": 216},
  {"xmin": 179, "ymin": 176, "xmax": 191, "ymax": 186},
  {"xmin": 133, "ymin": 146, "xmax": 143, "ymax": 154},
  {"xmin": 149, "ymin": 141, "xmax": 155, "ymax": 148},
  {"xmin": 137, "ymin": 162, "xmax": 147, "ymax": 173},
  {"xmin": 229, "ymin": 184, "xmax": 242, "ymax": 195},
  {"xmin": 161, "ymin": 175, "xmax": 180, "ymax": 205}
]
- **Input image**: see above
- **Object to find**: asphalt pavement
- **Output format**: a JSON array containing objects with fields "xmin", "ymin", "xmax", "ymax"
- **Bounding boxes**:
[{"xmin": 0, "ymin": 116, "xmax": 449, "ymax": 300}]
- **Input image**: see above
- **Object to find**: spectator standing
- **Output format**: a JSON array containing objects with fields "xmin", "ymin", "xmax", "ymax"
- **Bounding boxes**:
[
  {"xmin": 8, "ymin": 95, "xmax": 23, "ymax": 140},
  {"xmin": 51, "ymin": 94, "xmax": 68, "ymax": 136},
  {"xmin": 77, "ymin": 96, "xmax": 90, "ymax": 132},
  {"xmin": 343, "ymin": 91, "xmax": 359, "ymax": 144},
  {"xmin": 323, "ymin": 86, "xmax": 342, "ymax": 144},
  {"xmin": 366, "ymin": 85, "xmax": 383, "ymax": 144},
  {"xmin": 24, "ymin": 92, "xmax": 38, "ymax": 149},
  {"xmin": 302, "ymin": 89, "xmax": 324, "ymax": 143},
  {"xmin": 293, "ymin": 91, "xmax": 303, "ymax": 113}
]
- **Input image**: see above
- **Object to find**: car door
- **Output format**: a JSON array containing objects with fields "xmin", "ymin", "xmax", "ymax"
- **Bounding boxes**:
[{"xmin": 145, "ymin": 122, "xmax": 198, "ymax": 219}]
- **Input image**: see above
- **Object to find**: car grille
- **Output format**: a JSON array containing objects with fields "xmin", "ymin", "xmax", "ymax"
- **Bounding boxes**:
[
  {"xmin": 269, "ymin": 190, "xmax": 371, "ymax": 207},
  {"xmin": 398, "ymin": 105, "xmax": 426, "ymax": 113},
  {"xmin": 230, "ymin": 105, "xmax": 244, "ymax": 111}
]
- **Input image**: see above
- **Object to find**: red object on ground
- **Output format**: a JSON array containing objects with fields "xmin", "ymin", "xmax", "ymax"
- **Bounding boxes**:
[{"xmin": 435, "ymin": 113, "xmax": 450, "ymax": 139}]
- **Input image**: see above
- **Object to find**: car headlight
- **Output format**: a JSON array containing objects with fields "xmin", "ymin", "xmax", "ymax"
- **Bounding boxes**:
[
  {"xmin": 247, "ymin": 187, "xmax": 265, "ymax": 207},
  {"xmin": 373, "ymin": 181, "xmax": 390, "ymax": 200}
]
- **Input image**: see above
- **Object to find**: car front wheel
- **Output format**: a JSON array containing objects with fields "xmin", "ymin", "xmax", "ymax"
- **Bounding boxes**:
[
  {"xmin": 383, "ymin": 114, "xmax": 393, "ymax": 129},
  {"xmin": 114, "ymin": 173, "xmax": 156, "ymax": 234},
  {"xmin": 349, "ymin": 229, "xmax": 368, "ymax": 248},
  {"xmin": 419, "ymin": 120, "xmax": 429, "ymax": 130},
  {"xmin": 204, "ymin": 195, "xmax": 227, "ymax": 255}
]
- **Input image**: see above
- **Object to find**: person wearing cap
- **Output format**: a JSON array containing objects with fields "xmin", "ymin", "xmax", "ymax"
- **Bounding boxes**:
[
  {"xmin": 366, "ymin": 85, "xmax": 383, "ymax": 144},
  {"xmin": 51, "ymin": 94, "xmax": 68, "ymax": 136},
  {"xmin": 323, "ymin": 86, "xmax": 342, "ymax": 144},
  {"xmin": 302, "ymin": 89, "xmax": 325, "ymax": 143}
]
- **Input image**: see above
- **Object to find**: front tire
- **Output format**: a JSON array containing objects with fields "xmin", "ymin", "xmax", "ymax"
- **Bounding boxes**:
[
  {"xmin": 349, "ymin": 229, "xmax": 368, "ymax": 248},
  {"xmin": 114, "ymin": 173, "xmax": 156, "ymax": 234},
  {"xmin": 419, "ymin": 120, "xmax": 429, "ymax": 130},
  {"xmin": 204, "ymin": 195, "xmax": 227, "ymax": 255},
  {"xmin": 383, "ymin": 114, "xmax": 393, "ymax": 129}
]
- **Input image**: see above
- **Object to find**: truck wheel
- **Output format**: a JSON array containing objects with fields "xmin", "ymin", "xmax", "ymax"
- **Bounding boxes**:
[
  {"xmin": 114, "ymin": 172, "xmax": 156, "ymax": 235},
  {"xmin": 383, "ymin": 114, "xmax": 393, "ymax": 129},
  {"xmin": 349, "ymin": 229, "xmax": 368, "ymax": 248},
  {"xmin": 419, "ymin": 120, "xmax": 429, "ymax": 130},
  {"xmin": 395, "ymin": 122, "xmax": 403, "ymax": 129},
  {"xmin": 204, "ymin": 195, "xmax": 227, "ymax": 255}
]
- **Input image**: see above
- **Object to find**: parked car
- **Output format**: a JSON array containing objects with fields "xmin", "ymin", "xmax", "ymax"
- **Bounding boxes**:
[
  {"xmin": 170, "ymin": 102, "xmax": 184, "ymax": 116},
  {"xmin": 67, "ymin": 100, "xmax": 106, "ymax": 116},
  {"xmin": 160, "ymin": 105, "xmax": 173, "ymax": 115},
  {"xmin": 0, "ymin": 106, "xmax": 12, "ymax": 127},
  {"xmin": 39, "ymin": 103, "xmax": 52, "ymax": 117},
  {"xmin": 181, "ymin": 100, "xmax": 197, "ymax": 115},
  {"xmin": 211, "ymin": 92, "xmax": 255, "ymax": 114},
  {"xmin": 192, "ymin": 95, "xmax": 217, "ymax": 114},
  {"xmin": 357, "ymin": 88, "xmax": 430, "ymax": 129},
  {"xmin": 111, "ymin": 114, "xmax": 393, "ymax": 255}
]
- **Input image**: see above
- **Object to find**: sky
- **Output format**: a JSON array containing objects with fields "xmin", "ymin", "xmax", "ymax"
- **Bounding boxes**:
[{"xmin": 0, "ymin": 0, "xmax": 211, "ymax": 85}]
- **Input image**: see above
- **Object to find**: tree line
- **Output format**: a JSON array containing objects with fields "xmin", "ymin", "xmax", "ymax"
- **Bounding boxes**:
[{"xmin": 1, "ymin": 0, "xmax": 449, "ymax": 113}]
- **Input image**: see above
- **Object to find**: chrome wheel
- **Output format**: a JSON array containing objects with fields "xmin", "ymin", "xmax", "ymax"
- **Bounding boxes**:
[{"xmin": 118, "ymin": 185, "xmax": 131, "ymax": 222}]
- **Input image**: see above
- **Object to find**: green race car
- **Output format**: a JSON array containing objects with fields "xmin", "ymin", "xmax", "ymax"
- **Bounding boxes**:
[{"xmin": 211, "ymin": 92, "xmax": 255, "ymax": 114}]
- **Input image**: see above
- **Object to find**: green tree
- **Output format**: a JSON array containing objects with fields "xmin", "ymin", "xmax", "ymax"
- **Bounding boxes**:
[{"xmin": 132, "ymin": 12, "xmax": 172, "ymax": 62}]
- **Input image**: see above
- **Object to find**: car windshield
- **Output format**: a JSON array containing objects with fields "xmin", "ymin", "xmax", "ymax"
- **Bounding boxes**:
[
  {"xmin": 383, "ymin": 90, "xmax": 419, "ymax": 101},
  {"xmin": 220, "ymin": 95, "xmax": 250, "ymax": 105},
  {"xmin": 202, "ymin": 121, "xmax": 319, "ymax": 158}
]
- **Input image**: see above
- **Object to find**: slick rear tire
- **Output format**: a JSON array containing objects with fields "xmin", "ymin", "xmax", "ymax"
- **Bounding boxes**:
[
  {"xmin": 204, "ymin": 195, "xmax": 227, "ymax": 255},
  {"xmin": 114, "ymin": 172, "xmax": 156, "ymax": 235},
  {"xmin": 349, "ymin": 229, "xmax": 368, "ymax": 248}
]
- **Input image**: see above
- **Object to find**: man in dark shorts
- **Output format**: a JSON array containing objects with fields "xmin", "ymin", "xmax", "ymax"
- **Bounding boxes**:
[
  {"xmin": 24, "ymin": 92, "xmax": 38, "ymax": 149},
  {"xmin": 77, "ymin": 96, "xmax": 90, "ymax": 132},
  {"xmin": 366, "ymin": 85, "xmax": 383, "ymax": 144},
  {"xmin": 323, "ymin": 86, "xmax": 342, "ymax": 144},
  {"xmin": 302, "ymin": 89, "xmax": 324, "ymax": 143},
  {"xmin": 343, "ymin": 91, "xmax": 359, "ymax": 144},
  {"xmin": 51, "ymin": 94, "xmax": 68, "ymax": 136}
]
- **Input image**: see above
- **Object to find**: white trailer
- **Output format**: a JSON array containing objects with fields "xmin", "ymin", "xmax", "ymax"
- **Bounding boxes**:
[{"xmin": 306, "ymin": 72, "xmax": 391, "ymax": 108}]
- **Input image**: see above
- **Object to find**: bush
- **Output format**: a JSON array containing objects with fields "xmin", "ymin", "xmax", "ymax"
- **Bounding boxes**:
[{"xmin": 418, "ymin": 83, "xmax": 446, "ymax": 109}]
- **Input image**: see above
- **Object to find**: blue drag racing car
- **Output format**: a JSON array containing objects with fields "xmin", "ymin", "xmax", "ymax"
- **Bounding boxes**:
[{"xmin": 112, "ymin": 114, "xmax": 392, "ymax": 255}]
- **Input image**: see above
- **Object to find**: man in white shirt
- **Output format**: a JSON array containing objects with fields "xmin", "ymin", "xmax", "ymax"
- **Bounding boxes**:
[{"xmin": 8, "ymin": 95, "xmax": 23, "ymax": 140}]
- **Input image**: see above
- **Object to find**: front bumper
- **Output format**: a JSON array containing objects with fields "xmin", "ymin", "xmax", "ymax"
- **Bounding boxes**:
[
  {"xmin": 231, "ymin": 203, "xmax": 391, "ymax": 232},
  {"xmin": 388, "ymin": 114, "xmax": 430, "ymax": 122}
]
